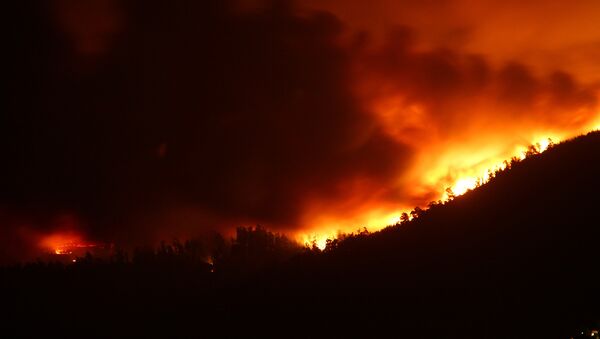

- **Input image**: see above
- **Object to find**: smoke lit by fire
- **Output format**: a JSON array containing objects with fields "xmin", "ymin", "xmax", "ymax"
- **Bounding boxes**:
[
  {"xmin": 294, "ymin": 130, "xmax": 593, "ymax": 249},
  {"xmin": 2, "ymin": 0, "xmax": 600, "ymax": 259}
]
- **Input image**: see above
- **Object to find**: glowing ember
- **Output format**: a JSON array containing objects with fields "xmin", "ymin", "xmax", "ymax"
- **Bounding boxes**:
[
  {"xmin": 40, "ymin": 232, "xmax": 98, "ymax": 256},
  {"xmin": 55, "ymin": 248, "xmax": 71, "ymax": 255},
  {"xmin": 52, "ymin": 242, "xmax": 98, "ymax": 255}
]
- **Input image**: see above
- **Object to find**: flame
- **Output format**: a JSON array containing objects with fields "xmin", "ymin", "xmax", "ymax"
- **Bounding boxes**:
[
  {"xmin": 451, "ymin": 177, "xmax": 479, "ymax": 196},
  {"xmin": 294, "ymin": 124, "xmax": 600, "ymax": 250},
  {"xmin": 299, "ymin": 231, "xmax": 337, "ymax": 250},
  {"xmin": 299, "ymin": 102, "xmax": 599, "ymax": 249},
  {"xmin": 296, "ymin": 207, "xmax": 411, "ymax": 249}
]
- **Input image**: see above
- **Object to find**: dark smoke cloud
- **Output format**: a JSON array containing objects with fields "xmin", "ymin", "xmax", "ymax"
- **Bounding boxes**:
[{"xmin": 2, "ymin": 0, "xmax": 409, "ymax": 253}]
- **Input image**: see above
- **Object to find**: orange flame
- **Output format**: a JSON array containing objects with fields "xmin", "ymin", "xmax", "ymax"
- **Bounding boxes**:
[{"xmin": 295, "ymin": 119, "xmax": 598, "ymax": 249}]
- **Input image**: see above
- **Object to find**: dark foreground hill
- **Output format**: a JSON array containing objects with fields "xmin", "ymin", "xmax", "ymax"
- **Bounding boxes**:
[
  {"xmin": 2, "ymin": 131, "xmax": 599, "ymax": 338},
  {"xmin": 272, "ymin": 130, "xmax": 600, "ymax": 337}
]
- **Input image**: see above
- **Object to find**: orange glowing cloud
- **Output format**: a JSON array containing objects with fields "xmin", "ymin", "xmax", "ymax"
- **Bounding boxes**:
[{"xmin": 292, "ymin": 3, "xmax": 600, "ymax": 243}]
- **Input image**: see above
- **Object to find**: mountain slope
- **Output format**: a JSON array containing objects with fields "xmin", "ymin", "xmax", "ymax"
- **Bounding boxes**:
[
  {"xmin": 321, "ymin": 130, "xmax": 599, "ymax": 284},
  {"xmin": 270, "ymin": 131, "xmax": 600, "ymax": 338},
  {"xmin": 3, "ymin": 131, "xmax": 599, "ymax": 339}
]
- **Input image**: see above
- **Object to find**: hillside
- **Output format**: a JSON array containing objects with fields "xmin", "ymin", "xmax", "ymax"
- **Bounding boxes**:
[
  {"xmin": 3, "ymin": 131, "xmax": 599, "ymax": 338},
  {"xmin": 263, "ymin": 130, "xmax": 600, "ymax": 338},
  {"xmin": 302, "ymin": 130, "xmax": 600, "ymax": 285}
]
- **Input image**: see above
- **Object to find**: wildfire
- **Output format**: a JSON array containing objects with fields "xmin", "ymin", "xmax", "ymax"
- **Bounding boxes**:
[
  {"xmin": 296, "ymin": 207, "xmax": 413, "ymax": 250},
  {"xmin": 295, "ymin": 129, "xmax": 594, "ymax": 250},
  {"xmin": 451, "ymin": 177, "xmax": 479, "ymax": 196},
  {"xmin": 302, "ymin": 210, "xmax": 410, "ymax": 250},
  {"xmin": 300, "ymin": 232, "xmax": 337, "ymax": 250}
]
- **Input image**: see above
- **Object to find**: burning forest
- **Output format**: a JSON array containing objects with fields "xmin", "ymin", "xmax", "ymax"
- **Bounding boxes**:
[{"xmin": 2, "ymin": 1, "xmax": 599, "ymax": 338}]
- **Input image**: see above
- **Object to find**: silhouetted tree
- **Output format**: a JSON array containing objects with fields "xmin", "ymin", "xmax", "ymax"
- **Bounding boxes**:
[
  {"xmin": 445, "ymin": 187, "xmax": 456, "ymax": 200},
  {"xmin": 410, "ymin": 206, "xmax": 424, "ymax": 219}
]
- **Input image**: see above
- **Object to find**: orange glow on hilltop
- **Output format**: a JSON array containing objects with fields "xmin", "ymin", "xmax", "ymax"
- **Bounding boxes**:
[
  {"xmin": 297, "ymin": 85, "xmax": 600, "ymax": 249},
  {"xmin": 294, "ymin": 127, "xmax": 598, "ymax": 249},
  {"xmin": 296, "ymin": 205, "xmax": 412, "ymax": 249}
]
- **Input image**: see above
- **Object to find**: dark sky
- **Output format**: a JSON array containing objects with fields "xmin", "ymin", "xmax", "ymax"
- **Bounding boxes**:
[{"xmin": 2, "ymin": 0, "xmax": 599, "ymax": 261}]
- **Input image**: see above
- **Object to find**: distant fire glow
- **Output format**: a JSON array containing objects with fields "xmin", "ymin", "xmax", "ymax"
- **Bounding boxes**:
[{"xmin": 40, "ymin": 232, "xmax": 98, "ymax": 256}]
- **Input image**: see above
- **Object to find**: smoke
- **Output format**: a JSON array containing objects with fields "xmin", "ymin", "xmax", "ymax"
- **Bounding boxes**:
[
  {"xmin": 355, "ymin": 27, "xmax": 598, "ymax": 147},
  {"xmin": 2, "ymin": 0, "xmax": 599, "ymax": 261}
]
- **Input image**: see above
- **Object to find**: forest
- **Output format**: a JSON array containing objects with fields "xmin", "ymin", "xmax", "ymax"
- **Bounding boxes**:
[{"xmin": 2, "ymin": 131, "xmax": 599, "ymax": 338}]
